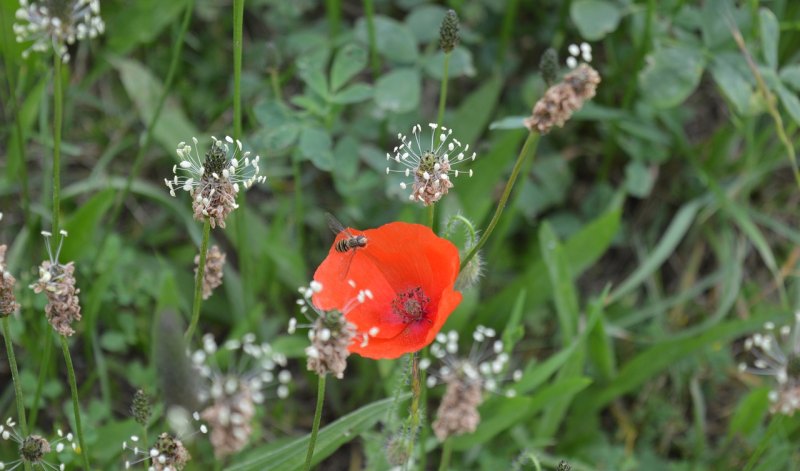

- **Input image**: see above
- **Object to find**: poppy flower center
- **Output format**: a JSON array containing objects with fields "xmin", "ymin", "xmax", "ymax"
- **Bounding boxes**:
[{"xmin": 392, "ymin": 287, "xmax": 431, "ymax": 324}]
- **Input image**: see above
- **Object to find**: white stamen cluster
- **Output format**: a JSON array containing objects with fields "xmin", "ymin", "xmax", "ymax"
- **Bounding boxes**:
[
  {"xmin": 30, "ymin": 230, "xmax": 82, "ymax": 336},
  {"xmin": 0, "ymin": 417, "xmax": 75, "ymax": 471},
  {"xmin": 739, "ymin": 313, "xmax": 800, "ymax": 415},
  {"xmin": 122, "ymin": 416, "xmax": 206, "ymax": 471},
  {"xmin": 165, "ymin": 136, "xmax": 266, "ymax": 228},
  {"xmin": 566, "ymin": 42, "xmax": 592, "ymax": 69},
  {"xmin": 426, "ymin": 326, "xmax": 521, "ymax": 396},
  {"xmin": 385, "ymin": 123, "xmax": 477, "ymax": 206},
  {"xmin": 13, "ymin": 0, "xmax": 105, "ymax": 62}
]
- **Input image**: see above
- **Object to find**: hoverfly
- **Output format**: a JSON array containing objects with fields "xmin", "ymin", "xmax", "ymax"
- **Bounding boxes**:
[{"xmin": 325, "ymin": 212, "xmax": 368, "ymax": 279}]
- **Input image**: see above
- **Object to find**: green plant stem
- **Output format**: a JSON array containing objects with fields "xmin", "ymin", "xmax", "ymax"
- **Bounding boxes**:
[
  {"xmin": 61, "ymin": 336, "xmax": 90, "ymax": 470},
  {"xmin": 304, "ymin": 374, "xmax": 327, "ymax": 471},
  {"xmin": 185, "ymin": 219, "xmax": 211, "ymax": 342},
  {"xmin": 405, "ymin": 353, "xmax": 422, "ymax": 467},
  {"xmin": 460, "ymin": 132, "xmax": 540, "ymax": 271},
  {"xmin": 436, "ymin": 52, "xmax": 451, "ymax": 129},
  {"xmin": 28, "ymin": 327, "xmax": 52, "ymax": 428},
  {"xmin": 437, "ymin": 439, "xmax": 453, "ymax": 471},
  {"xmin": 3, "ymin": 318, "xmax": 28, "ymax": 436},
  {"xmin": 52, "ymin": 53, "xmax": 63, "ymax": 235},
  {"xmin": 363, "ymin": 0, "xmax": 380, "ymax": 78},
  {"xmin": 426, "ymin": 205, "xmax": 435, "ymax": 229},
  {"xmin": 325, "ymin": 0, "xmax": 341, "ymax": 38},
  {"xmin": 418, "ymin": 348, "xmax": 431, "ymax": 469},
  {"xmin": 270, "ymin": 69, "xmax": 284, "ymax": 104},
  {"xmin": 97, "ymin": 0, "xmax": 194, "ymax": 268}
]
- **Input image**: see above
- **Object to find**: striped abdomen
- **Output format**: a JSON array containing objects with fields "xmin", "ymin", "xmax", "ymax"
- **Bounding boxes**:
[{"xmin": 335, "ymin": 235, "xmax": 367, "ymax": 253}]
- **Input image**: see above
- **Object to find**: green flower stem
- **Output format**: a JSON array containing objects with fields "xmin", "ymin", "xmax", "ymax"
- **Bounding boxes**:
[
  {"xmin": 97, "ymin": 0, "xmax": 195, "ymax": 268},
  {"xmin": 363, "ymin": 0, "xmax": 380, "ymax": 78},
  {"xmin": 417, "ymin": 348, "xmax": 431, "ymax": 469},
  {"xmin": 405, "ymin": 353, "xmax": 422, "ymax": 466},
  {"xmin": 325, "ymin": 0, "xmax": 341, "ymax": 38},
  {"xmin": 28, "ymin": 326, "xmax": 52, "ymax": 428},
  {"xmin": 436, "ymin": 52, "xmax": 451, "ymax": 129},
  {"xmin": 61, "ymin": 336, "xmax": 90, "ymax": 470},
  {"xmin": 232, "ymin": 0, "xmax": 252, "ymax": 315},
  {"xmin": 426, "ymin": 205, "xmax": 435, "ymax": 229},
  {"xmin": 460, "ymin": 132, "xmax": 540, "ymax": 271},
  {"xmin": 52, "ymin": 52, "xmax": 63, "ymax": 235},
  {"xmin": 303, "ymin": 374, "xmax": 327, "ymax": 471},
  {"xmin": 437, "ymin": 439, "xmax": 453, "ymax": 471},
  {"xmin": 3, "ymin": 317, "xmax": 28, "ymax": 435},
  {"xmin": 185, "ymin": 219, "xmax": 211, "ymax": 342}
]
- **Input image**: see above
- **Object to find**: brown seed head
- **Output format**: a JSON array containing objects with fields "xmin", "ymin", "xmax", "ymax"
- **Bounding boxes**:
[
  {"xmin": 524, "ymin": 63, "xmax": 601, "ymax": 134},
  {"xmin": 31, "ymin": 260, "xmax": 81, "ymax": 336},
  {"xmin": 153, "ymin": 433, "xmax": 191, "ymax": 471},
  {"xmin": 306, "ymin": 311, "xmax": 356, "ymax": 379},
  {"xmin": 0, "ymin": 245, "xmax": 20, "ymax": 317},
  {"xmin": 432, "ymin": 372, "xmax": 483, "ymax": 441},
  {"xmin": 201, "ymin": 379, "xmax": 256, "ymax": 458},
  {"xmin": 195, "ymin": 245, "xmax": 225, "ymax": 300},
  {"xmin": 20, "ymin": 435, "xmax": 50, "ymax": 463}
]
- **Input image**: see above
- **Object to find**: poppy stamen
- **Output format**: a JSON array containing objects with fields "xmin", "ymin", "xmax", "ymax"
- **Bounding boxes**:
[{"xmin": 392, "ymin": 287, "xmax": 431, "ymax": 324}]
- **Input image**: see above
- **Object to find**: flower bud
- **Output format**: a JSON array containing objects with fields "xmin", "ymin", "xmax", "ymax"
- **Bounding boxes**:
[
  {"xmin": 439, "ymin": 10, "xmax": 460, "ymax": 53},
  {"xmin": 540, "ymin": 48, "xmax": 559, "ymax": 86},
  {"xmin": 131, "ymin": 389, "xmax": 152, "ymax": 426}
]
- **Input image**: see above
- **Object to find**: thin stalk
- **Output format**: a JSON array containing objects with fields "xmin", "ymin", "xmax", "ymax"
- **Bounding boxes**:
[
  {"xmin": 28, "ymin": 326, "xmax": 52, "ymax": 428},
  {"xmin": 185, "ymin": 219, "xmax": 211, "ymax": 342},
  {"xmin": 293, "ymin": 156, "xmax": 305, "ymax": 255},
  {"xmin": 61, "ymin": 336, "xmax": 90, "ymax": 470},
  {"xmin": 426, "ymin": 205, "xmax": 435, "ymax": 229},
  {"xmin": 97, "ymin": 0, "xmax": 195, "ymax": 268},
  {"xmin": 363, "ymin": 0, "xmax": 380, "ymax": 78},
  {"xmin": 52, "ymin": 53, "xmax": 63, "ymax": 235},
  {"xmin": 461, "ymin": 132, "xmax": 540, "ymax": 270},
  {"xmin": 303, "ymin": 374, "xmax": 327, "ymax": 471},
  {"xmin": 405, "ymin": 353, "xmax": 422, "ymax": 468},
  {"xmin": 270, "ymin": 69, "xmax": 284, "ymax": 104},
  {"xmin": 3, "ymin": 318, "xmax": 28, "ymax": 436},
  {"xmin": 437, "ymin": 439, "xmax": 453, "ymax": 471},
  {"xmin": 417, "ymin": 348, "xmax": 431, "ymax": 469},
  {"xmin": 232, "ymin": 0, "xmax": 252, "ymax": 316},
  {"xmin": 436, "ymin": 52, "xmax": 451, "ymax": 129},
  {"xmin": 325, "ymin": 0, "xmax": 341, "ymax": 38}
]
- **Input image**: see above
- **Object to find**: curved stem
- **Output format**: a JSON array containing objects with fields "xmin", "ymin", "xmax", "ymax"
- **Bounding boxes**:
[
  {"xmin": 185, "ymin": 219, "xmax": 211, "ymax": 342},
  {"xmin": 97, "ymin": 0, "xmax": 195, "ymax": 267},
  {"xmin": 437, "ymin": 439, "xmax": 453, "ymax": 471},
  {"xmin": 303, "ymin": 374, "xmax": 327, "ymax": 471},
  {"xmin": 28, "ymin": 326, "xmax": 52, "ymax": 428},
  {"xmin": 52, "ymin": 53, "xmax": 63, "ymax": 235},
  {"xmin": 460, "ymin": 132, "xmax": 540, "ymax": 270},
  {"xmin": 436, "ymin": 52, "xmax": 451, "ymax": 129},
  {"xmin": 61, "ymin": 336, "xmax": 90, "ymax": 470},
  {"xmin": 3, "ymin": 318, "xmax": 28, "ymax": 436}
]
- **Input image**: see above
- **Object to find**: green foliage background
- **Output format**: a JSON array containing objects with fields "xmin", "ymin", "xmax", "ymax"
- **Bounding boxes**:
[{"xmin": 2, "ymin": 0, "xmax": 800, "ymax": 469}]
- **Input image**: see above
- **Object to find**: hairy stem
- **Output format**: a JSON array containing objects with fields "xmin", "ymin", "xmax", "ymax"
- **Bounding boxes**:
[
  {"xmin": 185, "ymin": 219, "xmax": 211, "ymax": 342},
  {"xmin": 304, "ymin": 374, "xmax": 327, "ymax": 471},
  {"xmin": 461, "ymin": 132, "xmax": 540, "ymax": 270},
  {"xmin": 405, "ymin": 353, "xmax": 422, "ymax": 468},
  {"xmin": 52, "ymin": 53, "xmax": 63, "ymax": 235},
  {"xmin": 61, "ymin": 336, "xmax": 90, "ymax": 470}
]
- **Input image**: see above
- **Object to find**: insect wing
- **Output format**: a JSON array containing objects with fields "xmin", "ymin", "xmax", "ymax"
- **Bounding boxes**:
[{"xmin": 325, "ymin": 212, "xmax": 354, "ymax": 238}]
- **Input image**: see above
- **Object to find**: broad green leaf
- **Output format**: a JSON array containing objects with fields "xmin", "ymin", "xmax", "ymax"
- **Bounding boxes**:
[
  {"xmin": 587, "ymin": 309, "xmax": 616, "ymax": 381},
  {"xmin": 451, "ymin": 377, "xmax": 591, "ymax": 450},
  {"xmin": 539, "ymin": 222, "xmax": 579, "ymax": 344},
  {"xmin": 113, "ymin": 58, "xmax": 201, "ymax": 153},
  {"xmin": 759, "ymin": 8, "xmax": 779, "ymax": 70},
  {"xmin": 61, "ymin": 189, "xmax": 115, "ymax": 261},
  {"xmin": 299, "ymin": 127, "xmax": 334, "ymax": 171},
  {"xmin": 710, "ymin": 53, "xmax": 757, "ymax": 116},
  {"xmin": 354, "ymin": 16, "xmax": 418, "ymax": 64},
  {"xmin": 623, "ymin": 160, "xmax": 655, "ymax": 198},
  {"xmin": 776, "ymin": 82, "xmax": 800, "ymax": 127},
  {"xmin": 105, "ymin": 0, "xmax": 189, "ymax": 54},
  {"xmin": 228, "ymin": 395, "xmax": 405, "ymax": 470},
  {"xmin": 423, "ymin": 47, "xmax": 476, "ymax": 79},
  {"xmin": 374, "ymin": 68, "xmax": 421, "ymax": 113},
  {"xmin": 297, "ymin": 50, "xmax": 329, "ymax": 98},
  {"xmin": 489, "ymin": 116, "xmax": 527, "ymax": 130},
  {"xmin": 639, "ymin": 45, "xmax": 706, "ymax": 108},
  {"xmin": 780, "ymin": 64, "xmax": 800, "ymax": 91},
  {"xmin": 608, "ymin": 199, "xmax": 702, "ymax": 303},
  {"xmin": 570, "ymin": 0, "xmax": 622, "ymax": 41},
  {"xmin": 330, "ymin": 83, "xmax": 373, "ymax": 104},
  {"xmin": 406, "ymin": 4, "xmax": 448, "ymax": 43},
  {"xmin": 6, "ymin": 77, "xmax": 45, "ymax": 190},
  {"xmin": 450, "ymin": 74, "xmax": 504, "ymax": 146},
  {"xmin": 728, "ymin": 387, "xmax": 770, "ymax": 439},
  {"xmin": 330, "ymin": 44, "xmax": 367, "ymax": 92},
  {"xmin": 501, "ymin": 291, "xmax": 526, "ymax": 353}
]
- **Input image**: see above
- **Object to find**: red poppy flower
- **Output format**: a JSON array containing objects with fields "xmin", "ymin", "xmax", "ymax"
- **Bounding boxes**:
[{"xmin": 313, "ymin": 221, "xmax": 462, "ymax": 359}]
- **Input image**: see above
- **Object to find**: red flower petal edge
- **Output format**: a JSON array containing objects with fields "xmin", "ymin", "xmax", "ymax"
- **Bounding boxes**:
[{"xmin": 313, "ymin": 221, "xmax": 462, "ymax": 359}]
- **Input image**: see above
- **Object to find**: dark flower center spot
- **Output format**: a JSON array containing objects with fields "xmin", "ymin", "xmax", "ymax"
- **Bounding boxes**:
[{"xmin": 392, "ymin": 287, "xmax": 431, "ymax": 324}]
